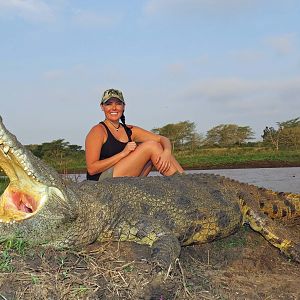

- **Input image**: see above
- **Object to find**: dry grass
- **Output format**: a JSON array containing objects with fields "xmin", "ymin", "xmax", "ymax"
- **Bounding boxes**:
[
  {"xmin": 1, "ymin": 226, "xmax": 300, "ymax": 299},
  {"xmin": 0, "ymin": 241, "xmax": 222, "ymax": 300}
]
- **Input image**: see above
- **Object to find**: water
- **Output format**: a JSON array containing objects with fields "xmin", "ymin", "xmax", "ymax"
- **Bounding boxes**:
[
  {"xmin": 70, "ymin": 167, "xmax": 300, "ymax": 194},
  {"xmin": 190, "ymin": 167, "xmax": 300, "ymax": 193}
]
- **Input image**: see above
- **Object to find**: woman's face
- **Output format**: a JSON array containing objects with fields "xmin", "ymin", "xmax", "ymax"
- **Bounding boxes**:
[{"xmin": 101, "ymin": 98, "xmax": 125, "ymax": 121}]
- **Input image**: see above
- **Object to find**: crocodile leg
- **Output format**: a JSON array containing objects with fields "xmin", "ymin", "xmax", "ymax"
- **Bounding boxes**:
[
  {"xmin": 109, "ymin": 216, "xmax": 181, "ymax": 270},
  {"xmin": 150, "ymin": 233, "xmax": 181, "ymax": 270},
  {"xmin": 240, "ymin": 195, "xmax": 300, "ymax": 262}
]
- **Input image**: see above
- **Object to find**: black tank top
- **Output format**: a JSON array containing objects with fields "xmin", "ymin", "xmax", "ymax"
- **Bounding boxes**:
[{"xmin": 86, "ymin": 122, "xmax": 132, "ymax": 181}]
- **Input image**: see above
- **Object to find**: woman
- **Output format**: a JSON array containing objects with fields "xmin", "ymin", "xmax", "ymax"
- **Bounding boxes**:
[{"xmin": 85, "ymin": 88, "xmax": 184, "ymax": 181}]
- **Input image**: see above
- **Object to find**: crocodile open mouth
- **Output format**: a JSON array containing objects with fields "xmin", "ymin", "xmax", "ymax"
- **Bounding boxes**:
[
  {"xmin": 0, "ymin": 184, "xmax": 43, "ymax": 223},
  {"xmin": 0, "ymin": 141, "xmax": 47, "ymax": 223},
  {"xmin": 0, "ymin": 117, "xmax": 71, "ymax": 225}
]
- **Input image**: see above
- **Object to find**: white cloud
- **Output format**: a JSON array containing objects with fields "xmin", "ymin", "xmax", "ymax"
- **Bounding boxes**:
[
  {"xmin": 164, "ymin": 76, "xmax": 300, "ymax": 138},
  {"xmin": 265, "ymin": 33, "xmax": 297, "ymax": 55},
  {"xmin": 43, "ymin": 69, "xmax": 66, "ymax": 80},
  {"xmin": 166, "ymin": 63, "xmax": 186, "ymax": 76},
  {"xmin": 71, "ymin": 9, "xmax": 121, "ymax": 28},
  {"xmin": 192, "ymin": 54, "xmax": 210, "ymax": 65},
  {"xmin": 144, "ymin": 0, "xmax": 259, "ymax": 16},
  {"xmin": 230, "ymin": 50, "xmax": 264, "ymax": 63},
  {"xmin": 182, "ymin": 77, "xmax": 300, "ymax": 109},
  {"xmin": 0, "ymin": 0, "xmax": 55, "ymax": 22}
]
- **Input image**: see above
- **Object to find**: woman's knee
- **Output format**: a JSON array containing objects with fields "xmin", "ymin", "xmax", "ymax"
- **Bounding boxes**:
[{"xmin": 138, "ymin": 140, "xmax": 163, "ymax": 153}]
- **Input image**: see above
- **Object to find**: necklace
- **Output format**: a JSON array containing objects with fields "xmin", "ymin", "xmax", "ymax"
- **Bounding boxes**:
[{"xmin": 106, "ymin": 120, "xmax": 121, "ymax": 131}]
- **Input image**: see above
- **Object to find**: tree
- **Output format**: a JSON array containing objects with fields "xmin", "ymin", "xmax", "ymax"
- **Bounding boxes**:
[
  {"xmin": 152, "ymin": 121, "xmax": 200, "ymax": 151},
  {"xmin": 280, "ymin": 117, "xmax": 300, "ymax": 128},
  {"xmin": 185, "ymin": 132, "xmax": 205, "ymax": 152},
  {"xmin": 205, "ymin": 124, "xmax": 254, "ymax": 147},
  {"xmin": 281, "ymin": 126, "xmax": 300, "ymax": 149},
  {"xmin": 262, "ymin": 117, "xmax": 300, "ymax": 150},
  {"xmin": 261, "ymin": 126, "xmax": 282, "ymax": 150},
  {"xmin": 26, "ymin": 139, "xmax": 84, "ymax": 172},
  {"xmin": 152, "ymin": 123, "xmax": 178, "ymax": 150}
]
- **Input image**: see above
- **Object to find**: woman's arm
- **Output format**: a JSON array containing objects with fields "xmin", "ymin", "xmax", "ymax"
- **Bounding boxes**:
[{"xmin": 85, "ymin": 125, "xmax": 136, "ymax": 175}]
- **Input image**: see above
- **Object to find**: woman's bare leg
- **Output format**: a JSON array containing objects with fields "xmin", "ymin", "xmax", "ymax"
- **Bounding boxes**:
[
  {"xmin": 139, "ymin": 160, "xmax": 153, "ymax": 177},
  {"xmin": 113, "ymin": 141, "xmax": 183, "ymax": 177},
  {"xmin": 170, "ymin": 156, "xmax": 184, "ymax": 173}
]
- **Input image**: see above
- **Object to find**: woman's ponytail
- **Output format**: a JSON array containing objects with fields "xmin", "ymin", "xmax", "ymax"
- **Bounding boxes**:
[{"xmin": 120, "ymin": 113, "xmax": 132, "ymax": 142}]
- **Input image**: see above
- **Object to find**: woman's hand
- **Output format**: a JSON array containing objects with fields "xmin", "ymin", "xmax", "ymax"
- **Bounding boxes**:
[
  {"xmin": 122, "ymin": 141, "xmax": 137, "ymax": 156},
  {"xmin": 155, "ymin": 151, "xmax": 172, "ymax": 174}
]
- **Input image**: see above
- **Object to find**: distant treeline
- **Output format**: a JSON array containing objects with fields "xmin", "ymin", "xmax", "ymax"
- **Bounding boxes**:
[
  {"xmin": 152, "ymin": 117, "xmax": 300, "ymax": 151},
  {"xmin": 26, "ymin": 139, "xmax": 86, "ymax": 173},
  {"xmin": 24, "ymin": 117, "xmax": 300, "ymax": 173}
]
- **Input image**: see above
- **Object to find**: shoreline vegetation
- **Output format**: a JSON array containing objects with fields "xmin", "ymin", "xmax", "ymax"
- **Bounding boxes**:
[
  {"xmin": 176, "ymin": 147, "xmax": 300, "ymax": 170},
  {"xmin": 1, "ymin": 149, "xmax": 299, "ymax": 193},
  {"xmin": 58, "ymin": 147, "xmax": 300, "ymax": 174},
  {"xmin": 1, "ymin": 147, "xmax": 299, "ymax": 178},
  {"xmin": 13, "ymin": 117, "xmax": 299, "ymax": 174}
]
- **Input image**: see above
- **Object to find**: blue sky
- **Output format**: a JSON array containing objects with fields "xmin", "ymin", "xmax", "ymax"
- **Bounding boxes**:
[{"xmin": 1, "ymin": 0, "xmax": 300, "ymax": 147}]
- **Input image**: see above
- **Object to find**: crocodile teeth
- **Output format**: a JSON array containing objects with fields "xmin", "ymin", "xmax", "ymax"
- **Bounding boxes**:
[
  {"xmin": 3, "ymin": 145, "xmax": 9, "ymax": 154},
  {"xmin": 14, "ymin": 149, "xmax": 24, "ymax": 157},
  {"xmin": 6, "ymin": 140, "xmax": 14, "ymax": 148}
]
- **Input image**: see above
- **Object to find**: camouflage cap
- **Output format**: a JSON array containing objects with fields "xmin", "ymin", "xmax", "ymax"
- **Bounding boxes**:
[{"xmin": 101, "ymin": 88, "xmax": 125, "ymax": 104}]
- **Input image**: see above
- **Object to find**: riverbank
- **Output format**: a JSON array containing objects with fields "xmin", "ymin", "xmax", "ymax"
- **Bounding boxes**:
[
  {"xmin": 175, "ymin": 147, "xmax": 300, "ymax": 171},
  {"xmin": 1, "ymin": 147, "xmax": 300, "ymax": 175},
  {"xmin": 182, "ymin": 160, "xmax": 300, "ymax": 170},
  {"xmin": 64, "ymin": 161, "xmax": 300, "ymax": 175}
]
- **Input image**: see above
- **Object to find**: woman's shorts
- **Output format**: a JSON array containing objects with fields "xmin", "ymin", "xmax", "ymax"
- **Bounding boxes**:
[{"xmin": 98, "ymin": 167, "xmax": 114, "ymax": 181}]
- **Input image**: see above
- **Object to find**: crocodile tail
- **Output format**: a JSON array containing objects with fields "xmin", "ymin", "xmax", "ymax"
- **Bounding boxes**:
[{"xmin": 257, "ymin": 189, "xmax": 300, "ymax": 221}]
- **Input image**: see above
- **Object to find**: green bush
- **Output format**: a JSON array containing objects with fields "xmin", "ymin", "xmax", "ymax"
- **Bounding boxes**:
[
  {"xmin": 175, "ymin": 148, "xmax": 300, "ymax": 169},
  {"xmin": 0, "ymin": 177, "xmax": 9, "ymax": 194}
]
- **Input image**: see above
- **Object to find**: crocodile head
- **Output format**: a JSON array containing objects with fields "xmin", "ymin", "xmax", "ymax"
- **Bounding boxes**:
[{"xmin": 0, "ymin": 116, "xmax": 76, "ymax": 242}]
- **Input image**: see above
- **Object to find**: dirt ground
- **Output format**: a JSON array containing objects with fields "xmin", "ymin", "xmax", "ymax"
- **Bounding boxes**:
[{"xmin": 0, "ymin": 220, "xmax": 300, "ymax": 300}]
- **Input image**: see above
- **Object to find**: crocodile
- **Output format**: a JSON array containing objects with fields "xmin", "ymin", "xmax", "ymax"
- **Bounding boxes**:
[{"xmin": 0, "ymin": 115, "xmax": 300, "ymax": 269}]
